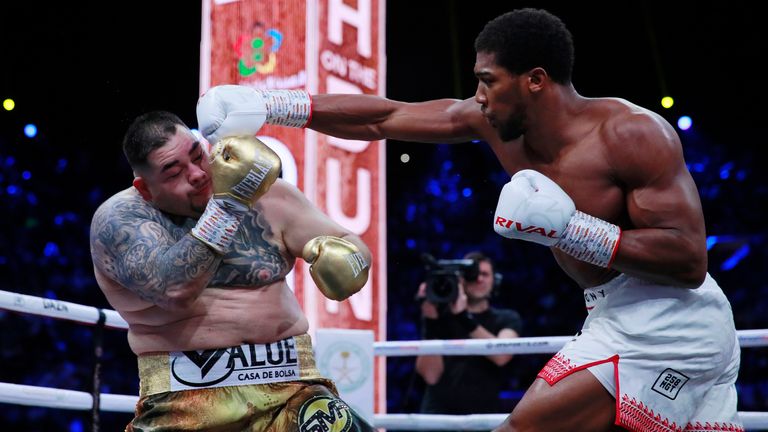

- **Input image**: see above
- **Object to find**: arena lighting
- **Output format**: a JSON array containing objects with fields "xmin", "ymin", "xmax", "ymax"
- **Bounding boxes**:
[
  {"xmin": 56, "ymin": 158, "xmax": 68, "ymax": 172},
  {"xmin": 3, "ymin": 98, "xmax": 14, "ymax": 111},
  {"xmin": 69, "ymin": 419, "xmax": 84, "ymax": 432},
  {"xmin": 677, "ymin": 116, "xmax": 692, "ymax": 131},
  {"xmin": 43, "ymin": 242, "xmax": 60, "ymax": 257},
  {"xmin": 722, "ymin": 244, "xmax": 750, "ymax": 271},
  {"xmin": 706, "ymin": 235, "xmax": 719, "ymax": 250},
  {"xmin": 427, "ymin": 179, "xmax": 442, "ymax": 196},
  {"xmin": 661, "ymin": 96, "xmax": 674, "ymax": 109},
  {"xmin": 24, "ymin": 123, "xmax": 37, "ymax": 138},
  {"xmin": 720, "ymin": 161, "xmax": 734, "ymax": 180}
]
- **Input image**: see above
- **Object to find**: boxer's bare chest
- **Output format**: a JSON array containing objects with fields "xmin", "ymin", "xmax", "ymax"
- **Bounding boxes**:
[
  {"xmin": 174, "ymin": 211, "xmax": 291, "ymax": 288},
  {"xmin": 489, "ymin": 134, "xmax": 627, "ymax": 226},
  {"xmin": 488, "ymin": 135, "xmax": 628, "ymax": 288}
]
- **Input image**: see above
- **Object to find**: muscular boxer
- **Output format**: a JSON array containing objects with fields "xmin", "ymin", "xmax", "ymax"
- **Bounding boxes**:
[
  {"xmin": 89, "ymin": 111, "xmax": 375, "ymax": 431},
  {"xmin": 196, "ymin": 8, "xmax": 741, "ymax": 432}
]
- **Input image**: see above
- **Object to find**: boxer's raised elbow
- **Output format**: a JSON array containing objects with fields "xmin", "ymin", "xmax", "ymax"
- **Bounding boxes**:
[
  {"xmin": 676, "ymin": 246, "xmax": 708, "ymax": 289},
  {"xmin": 678, "ymin": 266, "xmax": 707, "ymax": 289}
]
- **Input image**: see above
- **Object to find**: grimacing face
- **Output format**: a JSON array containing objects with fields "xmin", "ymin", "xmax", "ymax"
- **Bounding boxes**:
[
  {"xmin": 474, "ymin": 51, "xmax": 527, "ymax": 141},
  {"xmin": 137, "ymin": 126, "xmax": 212, "ymax": 218}
]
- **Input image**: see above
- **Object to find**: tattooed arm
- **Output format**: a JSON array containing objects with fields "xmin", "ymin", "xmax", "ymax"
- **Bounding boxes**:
[{"xmin": 90, "ymin": 192, "xmax": 221, "ymax": 311}]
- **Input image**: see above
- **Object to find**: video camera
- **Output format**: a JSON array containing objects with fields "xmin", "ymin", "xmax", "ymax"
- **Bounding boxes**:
[{"xmin": 421, "ymin": 253, "xmax": 480, "ymax": 304}]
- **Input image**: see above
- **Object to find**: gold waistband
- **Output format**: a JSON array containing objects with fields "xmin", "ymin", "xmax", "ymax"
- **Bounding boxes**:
[{"xmin": 137, "ymin": 334, "xmax": 322, "ymax": 397}]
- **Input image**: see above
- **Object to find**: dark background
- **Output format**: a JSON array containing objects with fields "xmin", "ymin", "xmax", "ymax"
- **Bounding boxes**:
[{"xmin": 1, "ymin": 1, "xmax": 767, "ymax": 430}]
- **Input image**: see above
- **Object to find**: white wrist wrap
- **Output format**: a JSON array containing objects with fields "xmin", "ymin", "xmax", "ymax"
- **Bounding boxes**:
[
  {"xmin": 190, "ymin": 200, "xmax": 245, "ymax": 254},
  {"xmin": 259, "ymin": 90, "xmax": 312, "ymax": 128},
  {"xmin": 556, "ymin": 210, "xmax": 621, "ymax": 267}
]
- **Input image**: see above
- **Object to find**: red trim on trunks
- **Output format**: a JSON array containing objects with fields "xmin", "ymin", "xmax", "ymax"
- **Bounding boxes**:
[
  {"xmin": 537, "ymin": 353, "xmax": 622, "ymax": 426},
  {"xmin": 537, "ymin": 354, "xmax": 742, "ymax": 432},
  {"xmin": 619, "ymin": 395, "xmax": 744, "ymax": 432}
]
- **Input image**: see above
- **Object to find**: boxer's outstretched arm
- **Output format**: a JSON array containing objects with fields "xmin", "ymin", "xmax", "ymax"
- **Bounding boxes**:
[
  {"xmin": 309, "ymin": 94, "xmax": 485, "ymax": 143},
  {"xmin": 607, "ymin": 112, "xmax": 707, "ymax": 288},
  {"xmin": 90, "ymin": 199, "xmax": 220, "ymax": 310}
]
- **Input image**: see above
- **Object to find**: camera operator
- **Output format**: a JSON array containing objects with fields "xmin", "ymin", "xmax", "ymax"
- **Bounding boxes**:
[{"xmin": 416, "ymin": 252, "xmax": 522, "ymax": 417}]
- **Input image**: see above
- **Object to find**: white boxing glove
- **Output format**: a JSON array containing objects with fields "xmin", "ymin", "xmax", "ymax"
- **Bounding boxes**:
[
  {"xmin": 494, "ymin": 169, "xmax": 621, "ymax": 267},
  {"xmin": 493, "ymin": 169, "xmax": 575, "ymax": 246},
  {"xmin": 196, "ymin": 85, "xmax": 312, "ymax": 144}
]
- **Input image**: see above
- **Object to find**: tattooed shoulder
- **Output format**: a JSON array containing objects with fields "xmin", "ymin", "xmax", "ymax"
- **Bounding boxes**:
[
  {"xmin": 90, "ymin": 189, "xmax": 217, "ymax": 303},
  {"xmin": 91, "ymin": 189, "xmax": 186, "ymax": 246}
]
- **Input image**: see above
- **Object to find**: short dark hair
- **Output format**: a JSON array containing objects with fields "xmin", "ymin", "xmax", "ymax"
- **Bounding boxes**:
[
  {"xmin": 464, "ymin": 251, "xmax": 494, "ymax": 272},
  {"xmin": 474, "ymin": 8, "xmax": 574, "ymax": 84},
  {"xmin": 122, "ymin": 111, "xmax": 188, "ymax": 170}
]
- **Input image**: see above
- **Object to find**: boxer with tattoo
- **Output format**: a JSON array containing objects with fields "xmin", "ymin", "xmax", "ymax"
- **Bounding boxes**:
[{"xmin": 89, "ymin": 111, "xmax": 375, "ymax": 431}]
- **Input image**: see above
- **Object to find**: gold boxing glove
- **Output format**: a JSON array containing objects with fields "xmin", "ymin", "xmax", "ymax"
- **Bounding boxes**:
[
  {"xmin": 209, "ymin": 135, "xmax": 281, "ymax": 213},
  {"xmin": 191, "ymin": 135, "xmax": 281, "ymax": 253},
  {"xmin": 302, "ymin": 236, "xmax": 370, "ymax": 301}
]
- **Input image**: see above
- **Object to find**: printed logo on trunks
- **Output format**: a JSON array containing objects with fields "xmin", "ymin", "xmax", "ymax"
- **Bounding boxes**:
[
  {"xmin": 651, "ymin": 368, "xmax": 689, "ymax": 400},
  {"xmin": 298, "ymin": 396, "xmax": 352, "ymax": 432},
  {"xmin": 168, "ymin": 337, "xmax": 300, "ymax": 391}
]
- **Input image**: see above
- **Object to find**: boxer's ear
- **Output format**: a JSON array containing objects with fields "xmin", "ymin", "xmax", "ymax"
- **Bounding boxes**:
[
  {"xmin": 527, "ymin": 67, "xmax": 547, "ymax": 93},
  {"xmin": 133, "ymin": 177, "xmax": 152, "ymax": 201}
]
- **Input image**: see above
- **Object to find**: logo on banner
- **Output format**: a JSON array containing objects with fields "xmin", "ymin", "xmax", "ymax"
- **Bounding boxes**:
[
  {"xmin": 319, "ymin": 341, "xmax": 369, "ymax": 392},
  {"xmin": 169, "ymin": 338, "xmax": 299, "ymax": 390},
  {"xmin": 235, "ymin": 24, "xmax": 283, "ymax": 76},
  {"xmin": 298, "ymin": 396, "xmax": 352, "ymax": 432}
]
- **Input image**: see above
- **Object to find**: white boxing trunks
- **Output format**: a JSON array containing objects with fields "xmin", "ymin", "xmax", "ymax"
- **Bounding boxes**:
[{"xmin": 537, "ymin": 273, "xmax": 742, "ymax": 432}]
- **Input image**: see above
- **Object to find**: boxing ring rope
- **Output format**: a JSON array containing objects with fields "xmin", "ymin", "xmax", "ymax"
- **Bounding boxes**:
[
  {"xmin": 0, "ymin": 289, "xmax": 129, "ymax": 329},
  {"xmin": 2, "ymin": 289, "xmax": 768, "ymax": 430}
]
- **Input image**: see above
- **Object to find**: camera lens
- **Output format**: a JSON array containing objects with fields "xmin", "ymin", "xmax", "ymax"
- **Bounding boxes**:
[{"xmin": 425, "ymin": 271, "xmax": 459, "ymax": 304}]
